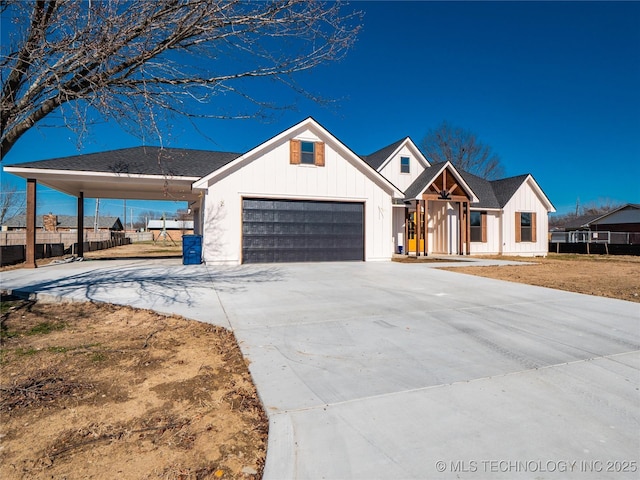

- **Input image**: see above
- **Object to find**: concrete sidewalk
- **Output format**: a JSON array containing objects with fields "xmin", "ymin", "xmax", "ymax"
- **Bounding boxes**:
[{"xmin": 2, "ymin": 258, "xmax": 639, "ymax": 479}]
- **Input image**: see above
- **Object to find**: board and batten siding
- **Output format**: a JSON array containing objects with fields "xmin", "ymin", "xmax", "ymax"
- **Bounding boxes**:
[
  {"xmin": 469, "ymin": 211, "xmax": 501, "ymax": 255},
  {"xmin": 201, "ymin": 128, "xmax": 395, "ymax": 264},
  {"xmin": 392, "ymin": 206, "xmax": 406, "ymax": 252},
  {"xmin": 501, "ymin": 179, "xmax": 550, "ymax": 256},
  {"xmin": 378, "ymin": 144, "xmax": 427, "ymax": 193}
]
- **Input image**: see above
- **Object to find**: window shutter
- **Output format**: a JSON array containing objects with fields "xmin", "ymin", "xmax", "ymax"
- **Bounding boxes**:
[
  {"xmin": 290, "ymin": 139, "xmax": 301, "ymax": 165},
  {"xmin": 531, "ymin": 212, "xmax": 537, "ymax": 243},
  {"xmin": 515, "ymin": 212, "xmax": 521, "ymax": 243},
  {"xmin": 481, "ymin": 212, "xmax": 487, "ymax": 243},
  {"xmin": 315, "ymin": 141, "xmax": 325, "ymax": 166}
]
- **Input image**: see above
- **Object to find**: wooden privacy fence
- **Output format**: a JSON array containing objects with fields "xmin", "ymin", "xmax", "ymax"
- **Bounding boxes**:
[{"xmin": 0, "ymin": 231, "xmax": 153, "ymax": 266}]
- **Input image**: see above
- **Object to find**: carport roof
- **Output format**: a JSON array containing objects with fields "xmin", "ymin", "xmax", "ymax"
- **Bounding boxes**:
[
  {"xmin": 9, "ymin": 146, "xmax": 241, "ymax": 177},
  {"xmin": 3, "ymin": 146, "xmax": 241, "ymax": 201}
]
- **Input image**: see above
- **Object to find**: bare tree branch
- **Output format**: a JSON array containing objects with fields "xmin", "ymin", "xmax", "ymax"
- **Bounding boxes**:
[
  {"xmin": 0, "ymin": 0, "xmax": 362, "ymax": 160},
  {"xmin": 420, "ymin": 121, "xmax": 505, "ymax": 180},
  {"xmin": 0, "ymin": 181, "xmax": 25, "ymax": 223}
]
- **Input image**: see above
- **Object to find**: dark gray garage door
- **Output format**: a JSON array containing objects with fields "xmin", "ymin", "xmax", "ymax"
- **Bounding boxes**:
[{"xmin": 242, "ymin": 199, "xmax": 364, "ymax": 263}]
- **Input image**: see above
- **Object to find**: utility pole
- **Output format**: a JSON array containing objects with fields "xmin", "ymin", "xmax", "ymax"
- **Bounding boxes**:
[
  {"xmin": 94, "ymin": 198, "xmax": 100, "ymax": 233},
  {"xmin": 161, "ymin": 212, "xmax": 166, "ymax": 246},
  {"xmin": 123, "ymin": 199, "xmax": 127, "ymax": 233}
]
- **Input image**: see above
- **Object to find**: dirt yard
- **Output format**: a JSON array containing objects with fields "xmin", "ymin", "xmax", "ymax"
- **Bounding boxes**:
[
  {"xmin": 0, "ymin": 300, "xmax": 267, "ymax": 480},
  {"xmin": 441, "ymin": 254, "xmax": 640, "ymax": 303},
  {"xmin": 83, "ymin": 241, "xmax": 183, "ymax": 260}
]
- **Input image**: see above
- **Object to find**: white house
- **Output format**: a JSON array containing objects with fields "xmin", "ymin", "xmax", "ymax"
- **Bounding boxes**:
[
  {"xmin": 3, "ymin": 117, "xmax": 555, "ymax": 265},
  {"xmin": 191, "ymin": 117, "xmax": 555, "ymax": 263}
]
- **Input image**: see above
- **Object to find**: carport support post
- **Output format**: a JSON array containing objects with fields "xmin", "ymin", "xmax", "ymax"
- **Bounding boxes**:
[
  {"xmin": 77, "ymin": 192, "xmax": 84, "ymax": 258},
  {"xmin": 25, "ymin": 178, "xmax": 37, "ymax": 268}
]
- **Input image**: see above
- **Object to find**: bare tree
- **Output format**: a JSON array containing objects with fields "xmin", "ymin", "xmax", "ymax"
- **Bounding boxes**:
[
  {"xmin": 549, "ymin": 198, "xmax": 623, "ymax": 228},
  {"xmin": 175, "ymin": 207, "xmax": 193, "ymax": 236},
  {"xmin": 581, "ymin": 199, "xmax": 622, "ymax": 216},
  {"xmin": 133, "ymin": 209, "xmax": 160, "ymax": 230},
  {"xmin": 0, "ymin": 0, "xmax": 362, "ymax": 160},
  {"xmin": 0, "ymin": 181, "xmax": 25, "ymax": 224},
  {"xmin": 420, "ymin": 121, "xmax": 505, "ymax": 179}
]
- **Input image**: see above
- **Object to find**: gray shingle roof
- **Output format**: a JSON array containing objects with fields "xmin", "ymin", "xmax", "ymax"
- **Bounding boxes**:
[
  {"xmin": 360, "ymin": 138, "xmax": 408, "ymax": 170},
  {"xmin": 403, "ymin": 164, "xmax": 530, "ymax": 209},
  {"xmin": 403, "ymin": 162, "xmax": 449, "ymax": 200},
  {"xmin": 490, "ymin": 174, "xmax": 529, "ymax": 207},
  {"xmin": 458, "ymin": 171, "xmax": 500, "ymax": 209},
  {"xmin": 10, "ymin": 146, "xmax": 241, "ymax": 178},
  {"xmin": 3, "ymin": 215, "xmax": 122, "ymax": 229}
]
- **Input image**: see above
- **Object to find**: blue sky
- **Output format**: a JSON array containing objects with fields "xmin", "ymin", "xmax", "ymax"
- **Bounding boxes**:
[{"xmin": 2, "ymin": 1, "xmax": 639, "ymax": 220}]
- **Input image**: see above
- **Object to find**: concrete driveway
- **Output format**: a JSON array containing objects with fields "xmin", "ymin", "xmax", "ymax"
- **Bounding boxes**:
[{"xmin": 2, "ymin": 259, "xmax": 639, "ymax": 479}]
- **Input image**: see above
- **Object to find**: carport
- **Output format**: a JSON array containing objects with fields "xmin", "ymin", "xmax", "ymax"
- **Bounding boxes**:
[{"xmin": 3, "ymin": 146, "xmax": 240, "ymax": 267}]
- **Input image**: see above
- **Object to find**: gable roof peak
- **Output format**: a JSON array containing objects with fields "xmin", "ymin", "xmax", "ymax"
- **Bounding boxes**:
[{"xmin": 361, "ymin": 137, "xmax": 427, "ymax": 171}]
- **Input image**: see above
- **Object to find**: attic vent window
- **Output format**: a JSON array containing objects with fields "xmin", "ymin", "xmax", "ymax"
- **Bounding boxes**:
[
  {"xmin": 400, "ymin": 156, "xmax": 410, "ymax": 173},
  {"xmin": 290, "ymin": 140, "xmax": 325, "ymax": 166},
  {"xmin": 301, "ymin": 141, "xmax": 315, "ymax": 164}
]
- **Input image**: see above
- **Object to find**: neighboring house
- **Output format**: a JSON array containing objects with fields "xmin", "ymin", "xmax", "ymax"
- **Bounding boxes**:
[
  {"xmin": 3, "ymin": 117, "xmax": 555, "ymax": 264},
  {"xmin": 146, "ymin": 219, "xmax": 194, "ymax": 242},
  {"xmin": 551, "ymin": 204, "xmax": 640, "ymax": 246},
  {"xmin": 2, "ymin": 214, "xmax": 123, "ymax": 232},
  {"xmin": 556, "ymin": 204, "xmax": 640, "ymax": 233}
]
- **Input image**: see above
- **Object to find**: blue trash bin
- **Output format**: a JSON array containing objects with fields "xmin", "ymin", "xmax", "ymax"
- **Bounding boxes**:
[{"xmin": 182, "ymin": 235, "xmax": 202, "ymax": 265}]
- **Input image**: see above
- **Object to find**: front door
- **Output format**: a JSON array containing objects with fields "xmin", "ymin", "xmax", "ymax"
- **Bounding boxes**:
[{"xmin": 407, "ymin": 210, "xmax": 424, "ymax": 253}]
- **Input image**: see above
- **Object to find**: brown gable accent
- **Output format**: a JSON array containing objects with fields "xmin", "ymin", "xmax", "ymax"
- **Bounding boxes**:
[
  {"xmin": 290, "ymin": 139, "xmax": 301, "ymax": 164},
  {"xmin": 315, "ymin": 141, "xmax": 325, "ymax": 166},
  {"xmin": 424, "ymin": 166, "xmax": 471, "ymax": 201},
  {"xmin": 515, "ymin": 212, "xmax": 522, "ymax": 243}
]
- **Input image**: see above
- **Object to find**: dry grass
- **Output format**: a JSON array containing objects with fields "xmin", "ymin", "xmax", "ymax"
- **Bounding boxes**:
[{"xmin": 441, "ymin": 254, "xmax": 640, "ymax": 303}]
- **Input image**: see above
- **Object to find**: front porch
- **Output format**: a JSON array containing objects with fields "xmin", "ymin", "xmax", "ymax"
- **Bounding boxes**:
[{"xmin": 396, "ymin": 162, "xmax": 477, "ymax": 257}]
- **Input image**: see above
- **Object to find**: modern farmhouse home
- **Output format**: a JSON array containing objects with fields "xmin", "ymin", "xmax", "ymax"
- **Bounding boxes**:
[
  {"xmin": 4, "ymin": 117, "xmax": 555, "ymax": 266},
  {"xmin": 191, "ymin": 117, "xmax": 555, "ymax": 263}
]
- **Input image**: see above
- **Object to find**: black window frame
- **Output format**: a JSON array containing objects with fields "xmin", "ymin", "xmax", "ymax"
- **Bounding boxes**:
[
  {"xmin": 470, "ymin": 211, "xmax": 483, "ymax": 243},
  {"xmin": 400, "ymin": 156, "xmax": 410, "ymax": 174}
]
